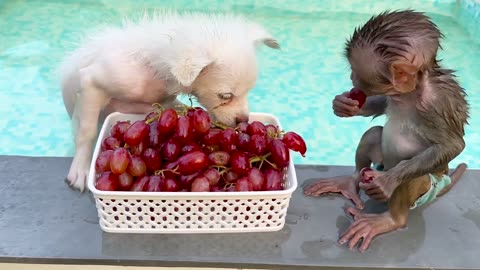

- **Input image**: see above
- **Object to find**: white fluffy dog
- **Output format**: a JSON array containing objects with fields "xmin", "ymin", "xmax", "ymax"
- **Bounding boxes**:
[{"xmin": 59, "ymin": 11, "xmax": 280, "ymax": 192}]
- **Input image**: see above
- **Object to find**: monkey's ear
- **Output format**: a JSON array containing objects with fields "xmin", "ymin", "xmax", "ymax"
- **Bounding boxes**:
[{"xmin": 390, "ymin": 61, "xmax": 418, "ymax": 93}]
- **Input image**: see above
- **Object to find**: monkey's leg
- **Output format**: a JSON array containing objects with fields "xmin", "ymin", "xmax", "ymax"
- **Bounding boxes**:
[
  {"xmin": 303, "ymin": 126, "xmax": 383, "ymax": 209},
  {"xmin": 338, "ymin": 174, "xmax": 432, "ymax": 252}
]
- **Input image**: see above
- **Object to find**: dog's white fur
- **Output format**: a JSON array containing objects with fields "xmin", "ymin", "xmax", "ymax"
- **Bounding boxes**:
[{"xmin": 59, "ymin": 11, "xmax": 280, "ymax": 192}]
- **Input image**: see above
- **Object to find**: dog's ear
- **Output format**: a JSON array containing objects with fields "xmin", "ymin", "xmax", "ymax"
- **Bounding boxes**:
[
  {"xmin": 169, "ymin": 52, "xmax": 214, "ymax": 87},
  {"xmin": 249, "ymin": 23, "xmax": 280, "ymax": 50}
]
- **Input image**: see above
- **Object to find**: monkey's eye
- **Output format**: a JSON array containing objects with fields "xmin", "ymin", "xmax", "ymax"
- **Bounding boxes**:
[{"xmin": 217, "ymin": 92, "xmax": 233, "ymax": 101}]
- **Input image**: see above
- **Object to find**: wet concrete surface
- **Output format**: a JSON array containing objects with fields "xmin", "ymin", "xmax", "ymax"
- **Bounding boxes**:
[{"xmin": 0, "ymin": 156, "xmax": 479, "ymax": 269}]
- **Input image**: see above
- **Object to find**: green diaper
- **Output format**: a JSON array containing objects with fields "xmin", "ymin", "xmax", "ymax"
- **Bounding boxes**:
[
  {"xmin": 409, "ymin": 173, "xmax": 451, "ymax": 209},
  {"xmin": 371, "ymin": 163, "xmax": 451, "ymax": 209}
]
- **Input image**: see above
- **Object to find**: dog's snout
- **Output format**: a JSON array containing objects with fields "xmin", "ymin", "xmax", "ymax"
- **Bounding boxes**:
[{"xmin": 235, "ymin": 115, "xmax": 249, "ymax": 125}]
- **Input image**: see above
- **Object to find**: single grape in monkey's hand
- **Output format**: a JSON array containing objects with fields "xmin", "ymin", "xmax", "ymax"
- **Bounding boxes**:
[{"xmin": 346, "ymin": 88, "xmax": 367, "ymax": 109}]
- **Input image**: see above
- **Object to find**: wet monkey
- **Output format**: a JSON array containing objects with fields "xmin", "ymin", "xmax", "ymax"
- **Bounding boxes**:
[{"xmin": 304, "ymin": 10, "xmax": 469, "ymax": 251}]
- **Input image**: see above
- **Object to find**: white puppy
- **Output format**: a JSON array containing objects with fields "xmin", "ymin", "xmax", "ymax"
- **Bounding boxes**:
[{"xmin": 59, "ymin": 11, "xmax": 280, "ymax": 192}]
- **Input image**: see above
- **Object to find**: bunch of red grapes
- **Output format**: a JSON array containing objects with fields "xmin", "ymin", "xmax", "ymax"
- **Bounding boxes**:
[{"xmin": 94, "ymin": 105, "xmax": 307, "ymax": 193}]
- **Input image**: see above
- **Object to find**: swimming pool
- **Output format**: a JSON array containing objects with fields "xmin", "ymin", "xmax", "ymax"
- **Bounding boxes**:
[{"xmin": 1, "ymin": 0, "xmax": 479, "ymax": 168}]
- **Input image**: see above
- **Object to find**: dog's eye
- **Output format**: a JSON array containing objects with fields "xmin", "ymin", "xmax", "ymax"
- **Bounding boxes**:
[{"xmin": 218, "ymin": 92, "xmax": 233, "ymax": 100}]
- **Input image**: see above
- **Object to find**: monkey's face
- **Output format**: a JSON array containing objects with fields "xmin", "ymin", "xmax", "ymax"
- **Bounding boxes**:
[
  {"xmin": 349, "ymin": 61, "xmax": 394, "ymax": 96},
  {"xmin": 349, "ymin": 51, "xmax": 417, "ymax": 97}
]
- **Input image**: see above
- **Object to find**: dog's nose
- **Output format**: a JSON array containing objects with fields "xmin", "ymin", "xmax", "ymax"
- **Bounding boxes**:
[{"xmin": 235, "ymin": 115, "xmax": 249, "ymax": 125}]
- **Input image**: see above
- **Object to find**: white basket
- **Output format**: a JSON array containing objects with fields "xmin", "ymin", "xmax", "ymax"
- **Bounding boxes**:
[{"xmin": 87, "ymin": 112, "xmax": 298, "ymax": 234}]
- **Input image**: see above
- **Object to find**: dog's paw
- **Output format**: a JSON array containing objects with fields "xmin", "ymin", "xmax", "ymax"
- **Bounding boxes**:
[{"xmin": 66, "ymin": 155, "xmax": 90, "ymax": 192}]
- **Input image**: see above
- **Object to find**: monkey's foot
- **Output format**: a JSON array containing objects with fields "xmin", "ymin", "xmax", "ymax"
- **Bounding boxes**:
[
  {"xmin": 303, "ymin": 175, "xmax": 364, "ymax": 209},
  {"xmin": 338, "ymin": 207, "xmax": 401, "ymax": 252}
]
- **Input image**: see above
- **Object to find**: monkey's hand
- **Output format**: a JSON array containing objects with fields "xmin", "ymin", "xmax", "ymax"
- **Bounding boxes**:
[
  {"xmin": 332, "ymin": 91, "xmax": 361, "ymax": 117},
  {"xmin": 359, "ymin": 171, "xmax": 398, "ymax": 201}
]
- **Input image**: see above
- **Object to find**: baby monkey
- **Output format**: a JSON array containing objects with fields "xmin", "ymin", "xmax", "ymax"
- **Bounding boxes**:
[{"xmin": 304, "ymin": 10, "xmax": 469, "ymax": 251}]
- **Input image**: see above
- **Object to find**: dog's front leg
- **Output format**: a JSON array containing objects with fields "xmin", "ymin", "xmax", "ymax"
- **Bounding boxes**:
[{"xmin": 67, "ymin": 66, "xmax": 108, "ymax": 192}]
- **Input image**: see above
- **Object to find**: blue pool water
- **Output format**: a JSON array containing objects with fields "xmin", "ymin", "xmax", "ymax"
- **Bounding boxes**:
[{"xmin": 1, "ymin": 0, "xmax": 479, "ymax": 167}]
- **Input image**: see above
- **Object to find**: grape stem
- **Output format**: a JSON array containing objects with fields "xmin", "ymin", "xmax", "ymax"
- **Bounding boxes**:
[
  {"xmin": 212, "ymin": 165, "xmax": 228, "ymax": 170},
  {"xmin": 154, "ymin": 166, "xmax": 180, "ymax": 176},
  {"xmin": 151, "ymin": 103, "xmax": 165, "ymax": 111},
  {"xmin": 223, "ymin": 182, "xmax": 235, "ymax": 190},
  {"xmin": 249, "ymin": 153, "xmax": 278, "ymax": 170},
  {"xmin": 144, "ymin": 103, "xmax": 165, "ymax": 124},
  {"xmin": 212, "ymin": 121, "xmax": 230, "ymax": 130},
  {"xmin": 145, "ymin": 114, "xmax": 160, "ymax": 124},
  {"xmin": 211, "ymin": 165, "xmax": 230, "ymax": 176}
]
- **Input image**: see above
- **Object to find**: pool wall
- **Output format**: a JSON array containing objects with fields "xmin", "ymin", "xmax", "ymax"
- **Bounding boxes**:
[{"xmin": 457, "ymin": 0, "xmax": 480, "ymax": 43}]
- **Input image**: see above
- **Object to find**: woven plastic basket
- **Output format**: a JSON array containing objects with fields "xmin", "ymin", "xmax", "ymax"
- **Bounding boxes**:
[{"xmin": 87, "ymin": 112, "xmax": 298, "ymax": 233}]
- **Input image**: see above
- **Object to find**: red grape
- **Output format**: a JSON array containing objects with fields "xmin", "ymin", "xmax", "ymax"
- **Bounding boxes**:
[
  {"xmin": 177, "ymin": 151, "xmax": 208, "ymax": 175},
  {"xmin": 347, "ymin": 88, "xmax": 367, "ymax": 109},
  {"xmin": 208, "ymin": 151, "xmax": 230, "ymax": 166},
  {"xmin": 179, "ymin": 171, "xmax": 200, "ymax": 190},
  {"xmin": 249, "ymin": 134, "xmax": 268, "ymax": 155},
  {"xmin": 129, "ymin": 140, "xmax": 146, "ymax": 156},
  {"xmin": 226, "ymin": 185, "xmax": 236, "ymax": 192},
  {"xmin": 95, "ymin": 149, "xmax": 113, "ymax": 173},
  {"xmin": 360, "ymin": 167, "xmax": 374, "ymax": 183},
  {"xmin": 265, "ymin": 124, "xmax": 278, "ymax": 138},
  {"xmin": 203, "ymin": 128, "xmax": 222, "ymax": 146},
  {"xmin": 162, "ymin": 139, "xmax": 182, "ymax": 161},
  {"xmin": 211, "ymin": 185, "xmax": 222, "ymax": 192},
  {"xmin": 144, "ymin": 111, "xmax": 158, "ymax": 122},
  {"xmin": 203, "ymin": 168, "xmax": 220, "ymax": 186},
  {"xmin": 130, "ymin": 175, "xmax": 150, "ymax": 191},
  {"xmin": 145, "ymin": 175, "xmax": 164, "ymax": 192},
  {"xmin": 148, "ymin": 121, "xmax": 162, "ymax": 149},
  {"xmin": 220, "ymin": 128, "xmax": 237, "ymax": 148},
  {"xmin": 282, "ymin": 131, "xmax": 307, "ymax": 157},
  {"xmin": 162, "ymin": 178, "xmax": 180, "ymax": 192},
  {"xmin": 247, "ymin": 121, "xmax": 266, "ymax": 136},
  {"xmin": 192, "ymin": 109, "xmax": 211, "ymax": 135},
  {"xmin": 157, "ymin": 109, "xmax": 178, "ymax": 135},
  {"xmin": 235, "ymin": 177, "xmax": 253, "ymax": 191},
  {"xmin": 127, "ymin": 156, "xmax": 147, "ymax": 177},
  {"xmin": 270, "ymin": 139, "xmax": 290, "ymax": 168},
  {"xmin": 247, "ymin": 167, "xmax": 265, "ymax": 191},
  {"xmin": 236, "ymin": 133, "xmax": 251, "ymax": 152},
  {"xmin": 237, "ymin": 122, "xmax": 249, "ymax": 133},
  {"xmin": 142, "ymin": 148, "xmax": 162, "ymax": 172},
  {"xmin": 118, "ymin": 172, "xmax": 134, "ymax": 191},
  {"xmin": 205, "ymin": 145, "xmax": 220, "ymax": 153},
  {"xmin": 162, "ymin": 161, "xmax": 179, "ymax": 179},
  {"xmin": 102, "ymin": 136, "xmax": 121, "ymax": 151},
  {"xmin": 181, "ymin": 142, "xmax": 201, "ymax": 155},
  {"xmin": 96, "ymin": 172, "xmax": 119, "ymax": 191},
  {"xmin": 174, "ymin": 115, "xmax": 193, "ymax": 140},
  {"xmin": 186, "ymin": 107, "xmax": 203, "ymax": 118},
  {"xmin": 191, "ymin": 176, "xmax": 210, "ymax": 192},
  {"xmin": 224, "ymin": 170, "xmax": 240, "ymax": 183},
  {"xmin": 124, "ymin": 121, "xmax": 149, "ymax": 146},
  {"xmin": 230, "ymin": 151, "xmax": 251, "ymax": 175},
  {"xmin": 111, "ymin": 121, "xmax": 130, "ymax": 140},
  {"xmin": 110, "ymin": 148, "xmax": 130, "ymax": 174},
  {"xmin": 220, "ymin": 128, "xmax": 237, "ymax": 152},
  {"xmin": 264, "ymin": 168, "xmax": 283, "ymax": 191}
]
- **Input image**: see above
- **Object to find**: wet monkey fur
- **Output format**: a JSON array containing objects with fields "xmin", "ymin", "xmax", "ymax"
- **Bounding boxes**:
[{"xmin": 304, "ymin": 10, "xmax": 469, "ymax": 252}]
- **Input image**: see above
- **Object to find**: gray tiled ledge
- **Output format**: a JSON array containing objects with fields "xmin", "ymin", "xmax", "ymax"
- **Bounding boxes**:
[{"xmin": 1, "ymin": 156, "xmax": 479, "ymax": 270}]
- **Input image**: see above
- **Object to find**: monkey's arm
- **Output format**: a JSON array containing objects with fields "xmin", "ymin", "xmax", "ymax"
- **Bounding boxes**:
[
  {"xmin": 357, "ymin": 96, "xmax": 387, "ymax": 117},
  {"xmin": 387, "ymin": 136, "xmax": 465, "ymax": 185}
]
